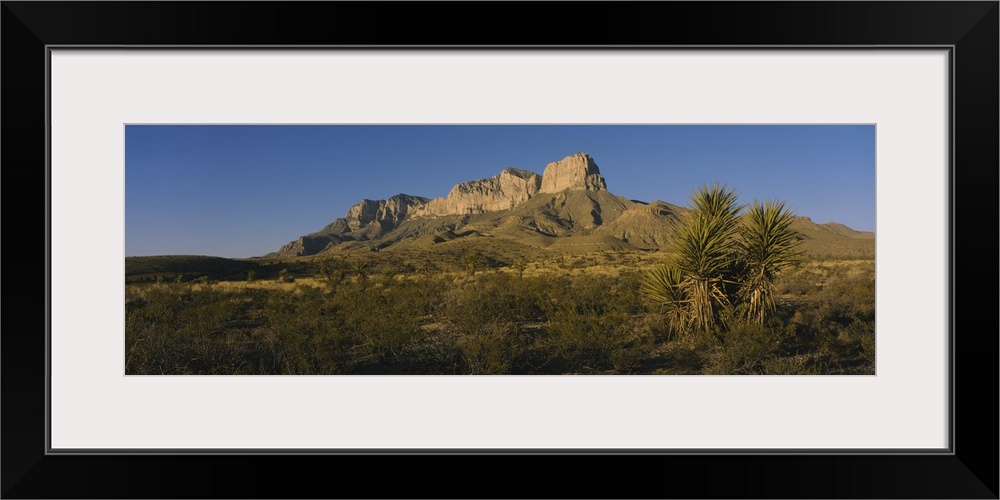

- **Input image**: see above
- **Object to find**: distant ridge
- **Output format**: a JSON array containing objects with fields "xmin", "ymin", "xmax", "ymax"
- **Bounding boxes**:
[{"xmin": 267, "ymin": 153, "xmax": 873, "ymax": 257}]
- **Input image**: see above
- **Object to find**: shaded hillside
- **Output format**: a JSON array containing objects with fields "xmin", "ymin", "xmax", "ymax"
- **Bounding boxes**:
[
  {"xmin": 125, "ymin": 255, "xmax": 313, "ymax": 283},
  {"xmin": 592, "ymin": 200, "xmax": 687, "ymax": 249},
  {"xmin": 126, "ymin": 255, "xmax": 261, "ymax": 283}
]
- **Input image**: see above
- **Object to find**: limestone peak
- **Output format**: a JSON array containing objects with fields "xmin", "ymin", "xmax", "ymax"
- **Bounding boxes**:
[{"xmin": 539, "ymin": 152, "xmax": 607, "ymax": 193}]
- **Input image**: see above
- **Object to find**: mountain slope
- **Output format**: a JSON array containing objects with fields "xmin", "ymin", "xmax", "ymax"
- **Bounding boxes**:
[{"xmin": 266, "ymin": 152, "xmax": 873, "ymax": 258}]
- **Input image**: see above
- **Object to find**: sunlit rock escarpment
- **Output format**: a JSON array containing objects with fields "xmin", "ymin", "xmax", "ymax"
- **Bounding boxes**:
[{"xmin": 266, "ymin": 151, "xmax": 872, "ymax": 258}]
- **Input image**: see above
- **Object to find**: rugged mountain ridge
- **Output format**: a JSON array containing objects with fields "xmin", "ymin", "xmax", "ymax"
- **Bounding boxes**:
[
  {"xmin": 415, "ymin": 167, "xmax": 542, "ymax": 217},
  {"xmin": 271, "ymin": 152, "xmax": 620, "ymax": 256},
  {"xmin": 345, "ymin": 194, "xmax": 430, "ymax": 230},
  {"xmin": 268, "ymin": 152, "xmax": 873, "ymax": 257}
]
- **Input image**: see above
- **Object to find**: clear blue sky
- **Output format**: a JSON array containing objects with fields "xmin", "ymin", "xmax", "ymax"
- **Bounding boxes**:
[{"xmin": 125, "ymin": 125, "xmax": 875, "ymax": 258}]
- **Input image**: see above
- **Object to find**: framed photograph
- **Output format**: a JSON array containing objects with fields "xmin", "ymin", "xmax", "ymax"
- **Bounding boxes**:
[{"xmin": 4, "ymin": 2, "xmax": 996, "ymax": 498}]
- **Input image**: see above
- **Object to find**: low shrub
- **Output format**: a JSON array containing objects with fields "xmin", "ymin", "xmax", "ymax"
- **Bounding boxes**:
[
  {"xmin": 703, "ymin": 321, "xmax": 787, "ymax": 375},
  {"xmin": 458, "ymin": 321, "xmax": 524, "ymax": 375},
  {"xmin": 124, "ymin": 252, "xmax": 874, "ymax": 375}
]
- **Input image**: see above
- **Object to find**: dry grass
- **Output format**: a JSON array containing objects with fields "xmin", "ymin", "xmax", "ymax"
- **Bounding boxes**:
[{"xmin": 125, "ymin": 245, "xmax": 875, "ymax": 375}]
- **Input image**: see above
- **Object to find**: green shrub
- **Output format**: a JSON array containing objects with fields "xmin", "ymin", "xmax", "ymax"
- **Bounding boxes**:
[
  {"xmin": 458, "ymin": 321, "xmax": 524, "ymax": 374},
  {"xmin": 761, "ymin": 356, "xmax": 823, "ymax": 375},
  {"xmin": 441, "ymin": 273, "xmax": 545, "ymax": 334},
  {"xmin": 318, "ymin": 258, "xmax": 348, "ymax": 287},
  {"xmin": 124, "ymin": 246, "xmax": 872, "ymax": 375},
  {"xmin": 541, "ymin": 306, "xmax": 634, "ymax": 374},
  {"xmin": 513, "ymin": 258, "xmax": 528, "ymax": 279},
  {"xmin": 703, "ymin": 321, "xmax": 786, "ymax": 375},
  {"xmin": 462, "ymin": 251, "xmax": 481, "ymax": 276}
]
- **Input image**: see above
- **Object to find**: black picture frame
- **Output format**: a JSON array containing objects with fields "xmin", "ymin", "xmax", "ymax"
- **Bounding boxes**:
[{"xmin": 3, "ymin": 2, "xmax": 996, "ymax": 498}]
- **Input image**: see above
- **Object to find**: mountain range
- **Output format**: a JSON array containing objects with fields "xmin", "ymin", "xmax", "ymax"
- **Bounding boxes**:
[{"xmin": 268, "ymin": 152, "xmax": 873, "ymax": 257}]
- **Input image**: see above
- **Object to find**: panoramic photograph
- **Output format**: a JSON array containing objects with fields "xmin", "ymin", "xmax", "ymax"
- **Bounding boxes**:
[{"xmin": 125, "ymin": 125, "xmax": 875, "ymax": 375}]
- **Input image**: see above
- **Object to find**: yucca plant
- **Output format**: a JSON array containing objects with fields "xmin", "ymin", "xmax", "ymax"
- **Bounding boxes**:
[
  {"xmin": 736, "ymin": 200, "xmax": 801, "ymax": 324},
  {"xmin": 350, "ymin": 259, "xmax": 370, "ymax": 291},
  {"xmin": 642, "ymin": 184, "xmax": 802, "ymax": 336},
  {"xmin": 319, "ymin": 258, "xmax": 348, "ymax": 286},
  {"xmin": 639, "ymin": 264, "xmax": 690, "ymax": 335},
  {"xmin": 513, "ymin": 258, "xmax": 528, "ymax": 279},
  {"xmin": 669, "ymin": 184, "xmax": 742, "ymax": 333},
  {"xmin": 350, "ymin": 259, "xmax": 369, "ymax": 281}
]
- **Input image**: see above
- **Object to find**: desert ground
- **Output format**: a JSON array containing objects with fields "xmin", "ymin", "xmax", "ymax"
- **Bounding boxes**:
[{"xmin": 125, "ymin": 236, "xmax": 875, "ymax": 375}]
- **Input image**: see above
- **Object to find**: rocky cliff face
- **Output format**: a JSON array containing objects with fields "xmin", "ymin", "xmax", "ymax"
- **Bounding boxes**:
[
  {"xmin": 344, "ymin": 194, "xmax": 430, "ymax": 230},
  {"xmin": 349, "ymin": 154, "xmax": 605, "ymax": 227},
  {"xmin": 539, "ymin": 152, "xmax": 607, "ymax": 194},
  {"xmin": 414, "ymin": 168, "xmax": 541, "ymax": 217},
  {"xmin": 269, "ymin": 153, "xmax": 615, "ymax": 257},
  {"xmin": 263, "ymin": 151, "xmax": 874, "ymax": 258}
]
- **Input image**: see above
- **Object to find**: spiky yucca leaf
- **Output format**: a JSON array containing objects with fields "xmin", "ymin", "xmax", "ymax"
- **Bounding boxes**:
[
  {"xmin": 690, "ymin": 182, "xmax": 743, "ymax": 220},
  {"xmin": 640, "ymin": 264, "xmax": 686, "ymax": 304},
  {"xmin": 671, "ymin": 184, "xmax": 742, "ymax": 278},
  {"xmin": 737, "ymin": 200, "xmax": 801, "ymax": 324},
  {"xmin": 668, "ymin": 184, "xmax": 742, "ymax": 333},
  {"xmin": 640, "ymin": 264, "xmax": 690, "ymax": 335}
]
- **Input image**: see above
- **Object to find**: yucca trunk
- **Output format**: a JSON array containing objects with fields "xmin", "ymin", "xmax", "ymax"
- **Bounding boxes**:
[
  {"xmin": 688, "ymin": 277, "xmax": 715, "ymax": 333},
  {"xmin": 743, "ymin": 269, "xmax": 773, "ymax": 325}
]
